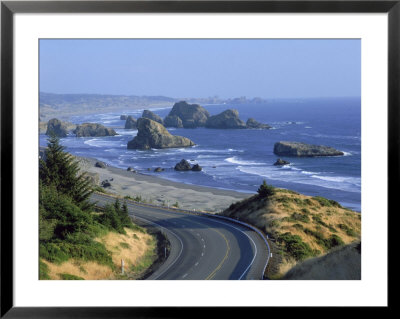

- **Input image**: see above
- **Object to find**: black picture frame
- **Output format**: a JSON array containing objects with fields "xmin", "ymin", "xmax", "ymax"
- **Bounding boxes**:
[{"xmin": 1, "ymin": 0, "xmax": 396, "ymax": 317}]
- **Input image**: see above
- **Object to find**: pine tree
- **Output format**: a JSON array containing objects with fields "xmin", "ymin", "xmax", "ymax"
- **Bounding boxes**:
[
  {"xmin": 257, "ymin": 180, "xmax": 275, "ymax": 198},
  {"xmin": 39, "ymin": 135, "xmax": 94, "ymax": 210}
]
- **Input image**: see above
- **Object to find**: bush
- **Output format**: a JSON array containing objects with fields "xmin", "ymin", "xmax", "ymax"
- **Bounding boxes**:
[
  {"xmin": 291, "ymin": 212, "xmax": 310, "ymax": 223},
  {"xmin": 303, "ymin": 228, "xmax": 344, "ymax": 250},
  {"xmin": 326, "ymin": 234, "xmax": 345, "ymax": 248},
  {"xmin": 277, "ymin": 232, "xmax": 315, "ymax": 261},
  {"xmin": 257, "ymin": 180, "xmax": 275, "ymax": 198},
  {"xmin": 338, "ymin": 224, "xmax": 357, "ymax": 237}
]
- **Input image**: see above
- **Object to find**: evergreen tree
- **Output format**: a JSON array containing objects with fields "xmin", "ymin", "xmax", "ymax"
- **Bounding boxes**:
[
  {"xmin": 39, "ymin": 135, "xmax": 93, "ymax": 210},
  {"xmin": 257, "ymin": 180, "xmax": 275, "ymax": 198}
]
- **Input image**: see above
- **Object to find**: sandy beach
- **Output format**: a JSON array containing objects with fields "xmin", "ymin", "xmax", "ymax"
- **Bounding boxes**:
[{"xmin": 77, "ymin": 156, "xmax": 252, "ymax": 213}]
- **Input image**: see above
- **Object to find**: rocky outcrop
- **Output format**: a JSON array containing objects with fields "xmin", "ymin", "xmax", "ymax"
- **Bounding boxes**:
[
  {"xmin": 95, "ymin": 161, "xmax": 107, "ymax": 168},
  {"xmin": 165, "ymin": 101, "xmax": 210, "ymax": 128},
  {"xmin": 174, "ymin": 159, "xmax": 192, "ymax": 171},
  {"xmin": 274, "ymin": 141, "xmax": 344, "ymax": 157},
  {"xmin": 127, "ymin": 118, "xmax": 195, "ymax": 150},
  {"xmin": 205, "ymin": 109, "xmax": 246, "ymax": 129},
  {"xmin": 46, "ymin": 118, "xmax": 68, "ymax": 137},
  {"xmin": 120, "ymin": 115, "xmax": 127, "ymax": 120},
  {"xmin": 154, "ymin": 167, "xmax": 164, "ymax": 172},
  {"xmin": 74, "ymin": 123, "xmax": 117, "ymax": 137},
  {"xmin": 142, "ymin": 110, "xmax": 164, "ymax": 125},
  {"xmin": 124, "ymin": 116, "xmax": 137, "ymax": 129},
  {"xmin": 101, "ymin": 180, "xmax": 111, "ymax": 188},
  {"xmin": 164, "ymin": 115, "xmax": 183, "ymax": 128},
  {"xmin": 174, "ymin": 159, "xmax": 202, "ymax": 171},
  {"xmin": 273, "ymin": 158, "xmax": 290, "ymax": 166},
  {"xmin": 246, "ymin": 118, "xmax": 272, "ymax": 129},
  {"xmin": 191, "ymin": 164, "xmax": 202, "ymax": 171}
]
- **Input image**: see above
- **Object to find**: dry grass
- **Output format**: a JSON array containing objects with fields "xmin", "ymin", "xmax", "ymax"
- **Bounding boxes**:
[
  {"xmin": 95, "ymin": 228, "xmax": 154, "ymax": 270},
  {"xmin": 222, "ymin": 188, "xmax": 361, "ymax": 278},
  {"xmin": 283, "ymin": 241, "xmax": 361, "ymax": 280},
  {"xmin": 42, "ymin": 259, "xmax": 113, "ymax": 280},
  {"xmin": 42, "ymin": 228, "xmax": 155, "ymax": 280}
]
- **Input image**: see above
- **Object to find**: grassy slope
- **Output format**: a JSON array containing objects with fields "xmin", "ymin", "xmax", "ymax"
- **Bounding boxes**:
[
  {"xmin": 282, "ymin": 240, "xmax": 361, "ymax": 280},
  {"xmin": 221, "ymin": 188, "xmax": 361, "ymax": 279},
  {"xmin": 41, "ymin": 227, "xmax": 157, "ymax": 280}
]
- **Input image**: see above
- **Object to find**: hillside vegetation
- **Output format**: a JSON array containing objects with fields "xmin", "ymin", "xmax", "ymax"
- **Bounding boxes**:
[
  {"xmin": 282, "ymin": 240, "xmax": 361, "ymax": 280},
  {"xmin": 221, "ymin": 181, "xmax": 361, "ymax": 278},
  {"xmin": 39, "ymin": 135, "xmax": 157, "ymax": 280}
]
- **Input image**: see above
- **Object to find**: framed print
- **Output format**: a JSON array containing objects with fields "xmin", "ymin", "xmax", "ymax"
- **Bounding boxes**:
[{"xmin": 1, "ymin": 0, "xmax": 397, "ymax": 316}]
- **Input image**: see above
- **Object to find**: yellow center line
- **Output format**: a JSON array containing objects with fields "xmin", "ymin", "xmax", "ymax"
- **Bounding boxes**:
[
  {"xmin": 100, "ymin": 195, "xmax": 231, "ymax": 280},
  {"xmin": 204, "ymin": 228, "xmax": 230, "ymax": 280}
]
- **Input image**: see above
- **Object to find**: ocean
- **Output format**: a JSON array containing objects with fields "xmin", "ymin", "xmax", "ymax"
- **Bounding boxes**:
[{"xmin": 39, "ymin": 97, "xmax": 361, "ymax": 212}]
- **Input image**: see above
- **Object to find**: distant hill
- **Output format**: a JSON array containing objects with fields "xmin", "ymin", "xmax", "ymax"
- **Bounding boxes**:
[
  {"xmin": 39, "ymin": 92, "xmax": 178, "ymax": 121},
  {"xmin": 220, "ymin": 185, "xmax": 361, "ymax": 279},
  {"xmin": 39, "ymin": 92, "xmax": 270, "ymax": 121}
]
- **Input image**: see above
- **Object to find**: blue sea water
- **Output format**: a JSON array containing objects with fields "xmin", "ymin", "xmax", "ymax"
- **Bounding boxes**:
[{"xmin": 39, "ymin": 98, "xmax": 361, "ymax": 212}]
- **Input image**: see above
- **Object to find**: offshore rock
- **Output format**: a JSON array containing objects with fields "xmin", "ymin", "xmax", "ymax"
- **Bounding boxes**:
[
  {"xmin": 273, "ymin": 158, "xmax": 291, "ymax": 166},
  {"xmin": 246, "ymin": 118, "xmax": 272, "ymax": 129},
  {"xmin": 164, "ymin": 115, "xmax": 184, "ymax": 128},
  {"xmin": 46, "ymin": 118, "xmax": 69, "ymax": 137},
  {"xmin": 166, "ymin": 101, "xmax": 210, "ymax": 128},
  {"xmin": 274, "ymin": 141, "xmax": 344, "ymax": 157},
  {"xmin": 191, "ymin": 164, "xmax": 202, "ymax": 171},
  {"xmin": 127, "ymin": 118, "xmax": 195, "ymax": 150},
  {"xmin": 74, "ymin": 123, "xmax": 117, "ymax": 137},
  {"xmin": 142, "ymin": 110, "xmax": 164, "ymax": 125},
  {"xmin": 95, "ymin": 161, "xmax": 107, "ymax": 168},
  {"xmin": 174, "ymin": 159, "xmax": 192, "ymax": 171},
  {"xmin": 205, "ymin": 109, "xmax": 246, "ymax": 129},
  {"xmin": 124, "ymin": 116, "xmax": 137, "ymax": 129}
]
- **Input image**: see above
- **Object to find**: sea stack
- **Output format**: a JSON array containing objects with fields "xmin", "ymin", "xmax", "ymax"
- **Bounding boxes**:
[
  {"xmin": 164, "ymin": 101, "xmax": 210, "ymax": 128},
  {"xmin": 205, "ymin": 109, "xmax": 246, "ymax": 129},
  {"xmin": 127, "ymin": 118, "xmax": 195, "ymax": 150},
  {"xmin": 246, "ymin": 118, "xmax": 272, "ymax": 129},
  {"xmin": 274, "ymin": 141, "xmax": 344, "ymax": 157},
  {"xmin": 124, "ymin": 116, "xmax": 137, "ymax": 129},
  {"xmin": 46, "ymin": 118, "xmax": 69, "ymax": 137},
  {"xmin": 142, "ymin": 110, "xmax": 164, "ymax": 125},
  {"xmin": 74, "ymin": 123, "xmax": 117, "ymax": 137}
]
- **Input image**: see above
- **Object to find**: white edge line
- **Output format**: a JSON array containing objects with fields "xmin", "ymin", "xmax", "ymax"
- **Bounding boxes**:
[{"xmin": 132, "ymin": 215, "xmax": 184, "ymax": 280}]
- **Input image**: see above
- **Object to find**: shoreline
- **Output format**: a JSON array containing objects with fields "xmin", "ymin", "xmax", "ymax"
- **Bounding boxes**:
[{"xmin": 77, "ymin": 155, "xmax": 252, "ymax": 213}]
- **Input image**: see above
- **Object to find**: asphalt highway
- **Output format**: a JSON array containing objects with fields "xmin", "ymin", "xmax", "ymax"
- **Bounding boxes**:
[{"xmin": 91, "ymin": 193, "xmax": 269, "ymax": 280}]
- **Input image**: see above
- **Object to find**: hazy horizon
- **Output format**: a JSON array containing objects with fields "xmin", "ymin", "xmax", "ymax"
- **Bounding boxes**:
[{"xmin": 40, "ymin": 39, "xmax": 361, "ymax": 100}]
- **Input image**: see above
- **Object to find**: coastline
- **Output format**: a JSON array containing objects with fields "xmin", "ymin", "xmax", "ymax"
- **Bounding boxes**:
[{"xmin": 77, "ymin": 156, "xmax": 252, "ymax": 213}]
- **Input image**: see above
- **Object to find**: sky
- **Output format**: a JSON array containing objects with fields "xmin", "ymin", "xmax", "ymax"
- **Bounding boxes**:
[{"xmin": 39, "ymin": 39, "xmax": 360, "ymax": 99}]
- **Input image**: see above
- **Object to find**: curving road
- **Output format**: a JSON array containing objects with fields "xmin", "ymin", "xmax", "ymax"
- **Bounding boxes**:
[{"xmin": 91, "ymin": 193, "xmax": 269, "ymax": 280}]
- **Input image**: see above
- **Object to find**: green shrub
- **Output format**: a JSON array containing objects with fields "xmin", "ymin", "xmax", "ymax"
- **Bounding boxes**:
[
  {"xmin": 338, "ymin": 224, "xmax": 357, "ymax": 237},
  {"xmin": 257, "ymin": 180, "xmax": 275, "ymax": 198},
  {"xmin": 291, "ymin": 212, "xmax": 310, "ymax": 223},
  {"xmin": 303, "ymin": 228, "xmax": 344, "ymax": 250},
  {"xmin": 326, "ymin": 234, "xmax": 345, "ymax": 248},
  {"xmin": 277, "ymin": 232, "xmax": 315, "ymax": 261}
]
